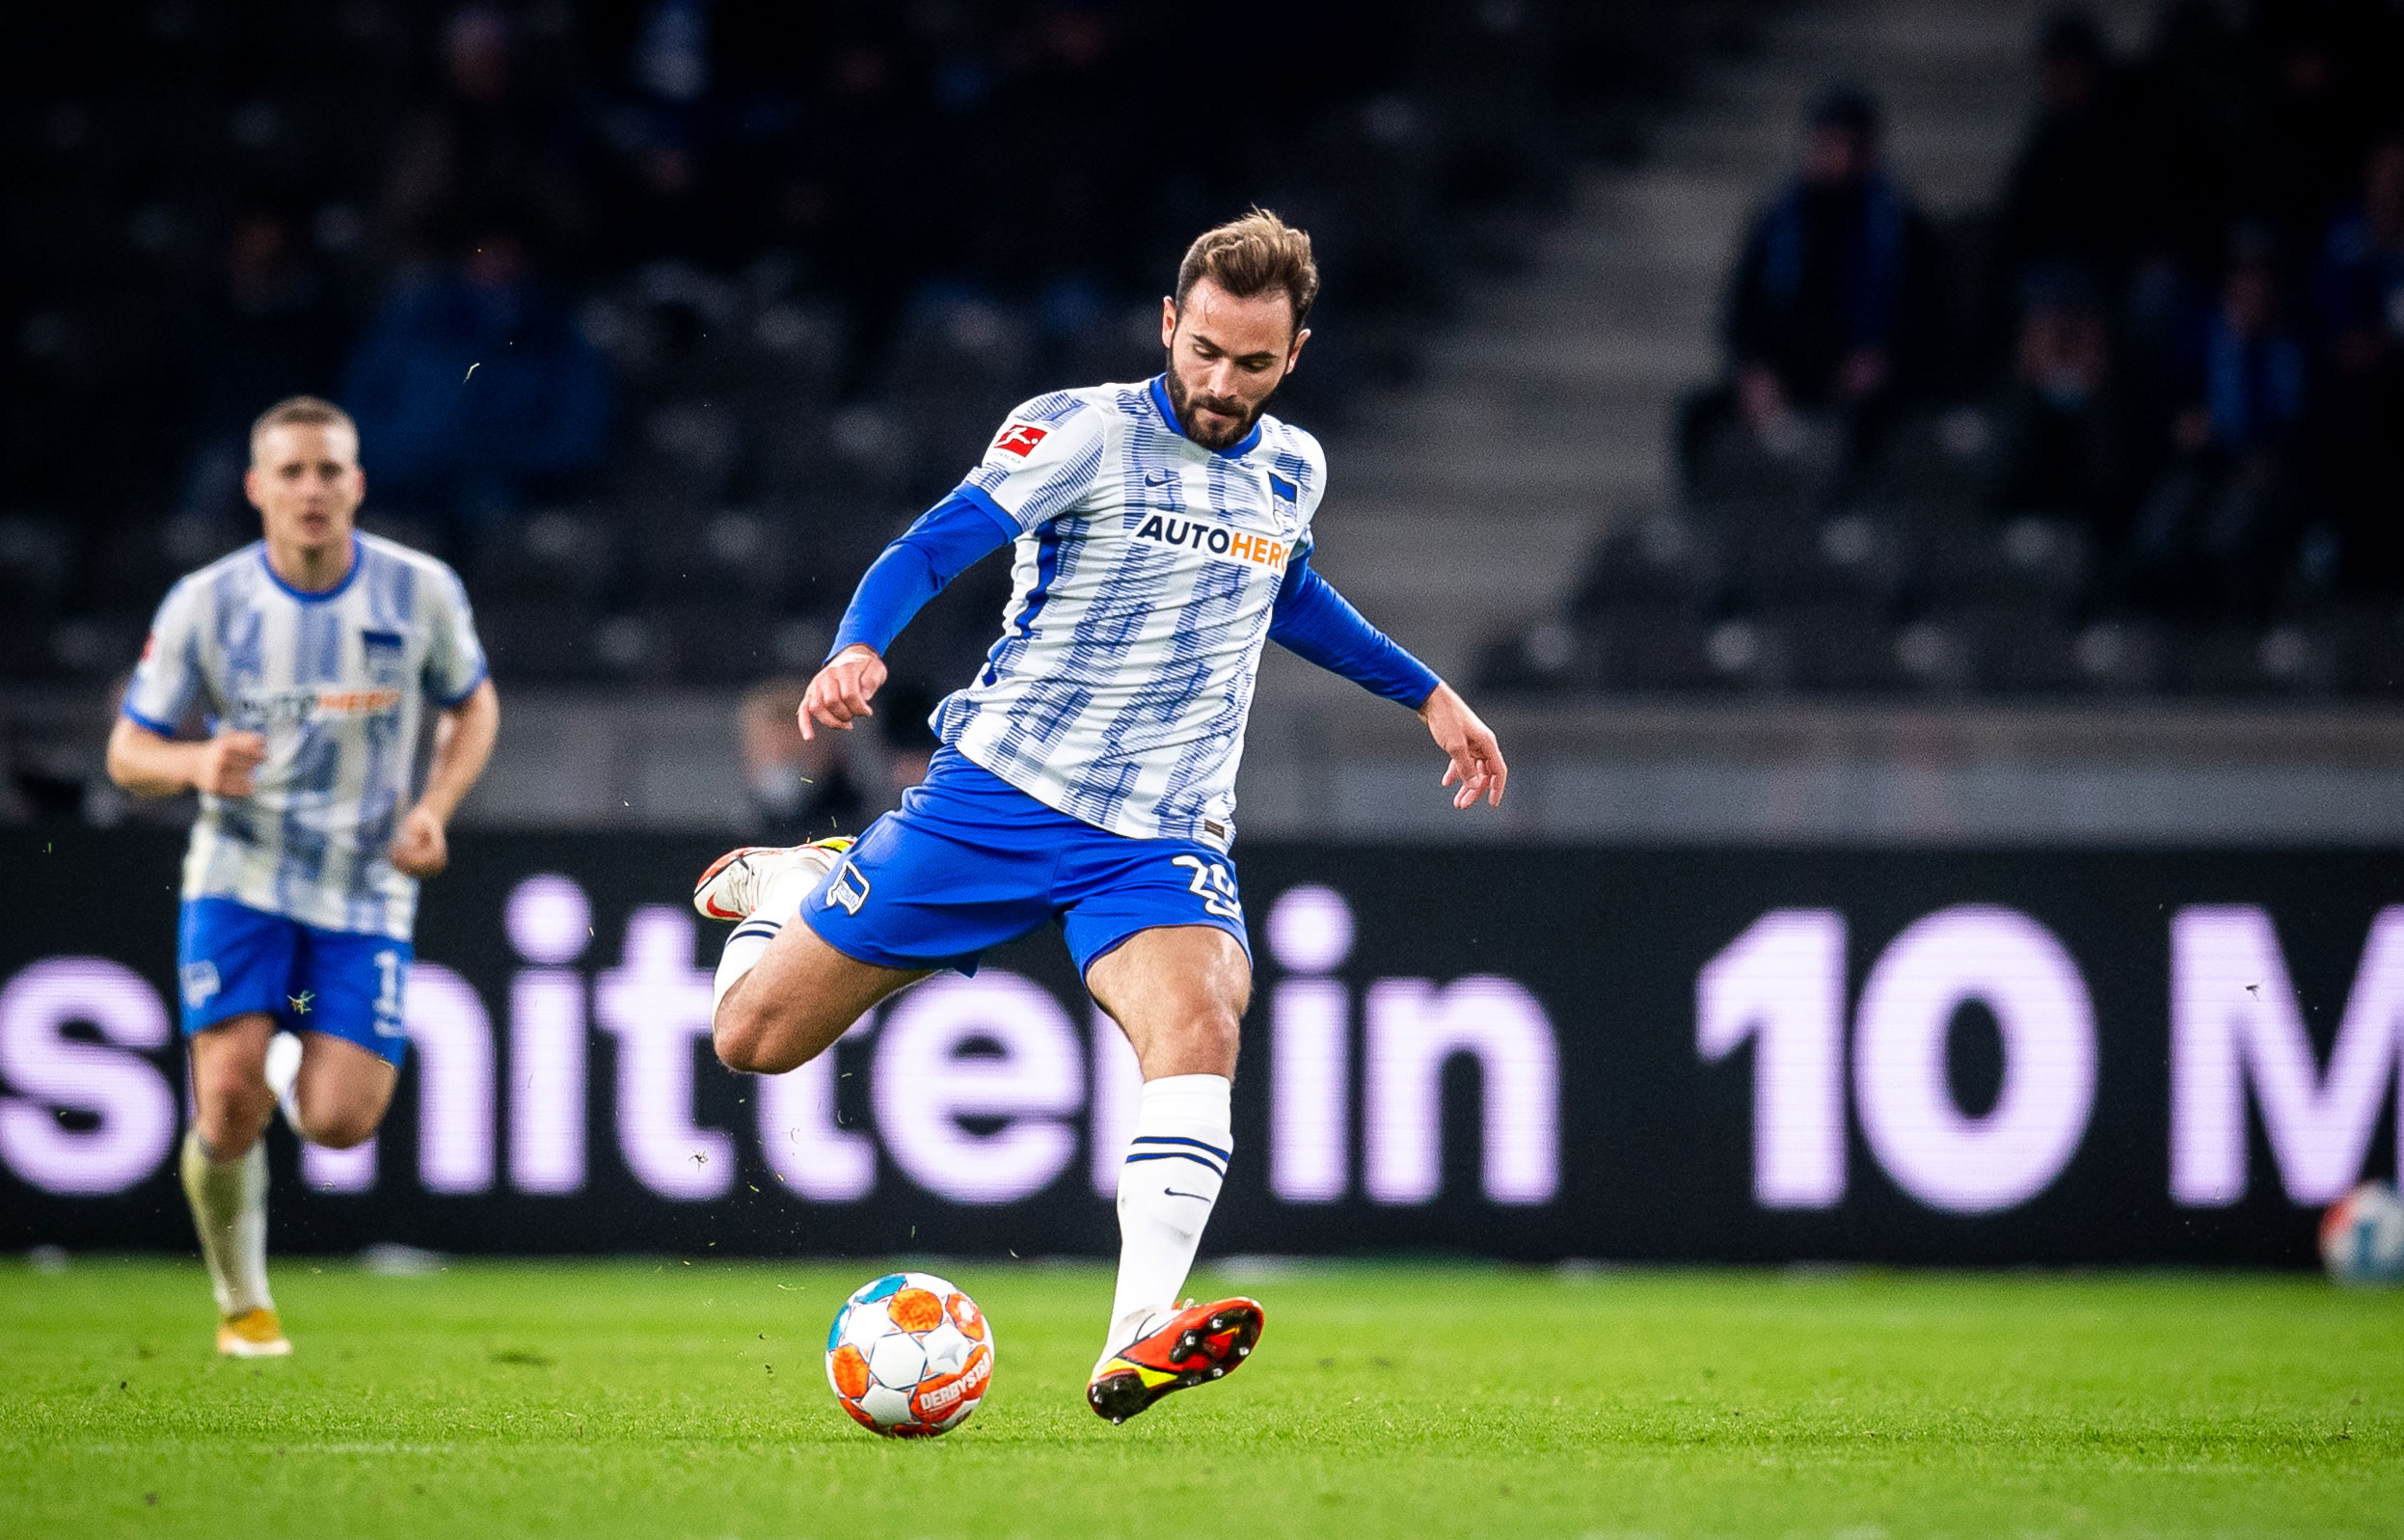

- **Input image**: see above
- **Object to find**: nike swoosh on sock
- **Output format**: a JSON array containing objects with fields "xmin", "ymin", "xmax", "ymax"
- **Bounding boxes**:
[{"xmin": 1164, "ymin": 1188, "xmax": 1211, "ymax": 1202}]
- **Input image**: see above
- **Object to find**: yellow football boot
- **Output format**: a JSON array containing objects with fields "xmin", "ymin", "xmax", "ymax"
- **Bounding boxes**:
[{"xmin": 216, "ymin": 1308, "xmax": 292, "ymax": 1358}]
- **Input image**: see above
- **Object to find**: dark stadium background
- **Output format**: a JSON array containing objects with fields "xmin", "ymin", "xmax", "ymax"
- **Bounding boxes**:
[{"xmin": 5, "ymin": 0, "xmax": 2403, "ymax": 1264}]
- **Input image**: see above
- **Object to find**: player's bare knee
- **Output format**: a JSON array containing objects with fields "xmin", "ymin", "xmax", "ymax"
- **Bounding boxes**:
[
  {"xmin": 713, "ymin": 995, "xmax": 785, "ymax": 1074},
  {"xmin": 196, "ymin": 1094, "xmax": 272, "ymax": 1158},
  {"xmin": 194, "ymin": 1077, "xmax": 273, "ymax": 1148},
  {"xmin": 1202, "ymin": 1007, "xmax": 1243, "ymax": 1072},
  {"xmin": 299, "ymin": 1106, "xmax": 382, "ymax": 1149},
  {"xmin": 1167, "ymin": 1004, "xmax": 1242, "ymax": 1077}
]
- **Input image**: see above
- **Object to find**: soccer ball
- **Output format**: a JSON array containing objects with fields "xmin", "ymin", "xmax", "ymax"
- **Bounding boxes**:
[
  {"xmin": 2319, "ymin": 1181, "xmax": 2404, "ymax": 1285},
  {"xmin": 824, "ymin": 1272, "xmax": 994, "ymax": 1437}
]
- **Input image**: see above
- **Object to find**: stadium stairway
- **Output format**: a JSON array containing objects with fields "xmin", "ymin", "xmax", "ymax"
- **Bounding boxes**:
[{"xmin": 1239, "ymin": 0, "xmax": 2154, "ymax": 827}]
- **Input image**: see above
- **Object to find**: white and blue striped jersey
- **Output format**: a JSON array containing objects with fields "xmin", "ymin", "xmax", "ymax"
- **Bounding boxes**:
[
  {"xmin": 122, "ymin": 532, "xmax": 487, "ymax": 940},
  {"xmin": 933, "ymin": 377, "xmax": 1326, "ymax": 847}
]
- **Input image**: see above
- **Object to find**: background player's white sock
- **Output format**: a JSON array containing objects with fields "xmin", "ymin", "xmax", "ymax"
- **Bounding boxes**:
[
  {"xmin": 180, "ymin": 1128, "xmax": 272, "ymax": 1317},
  {"xmin": 711, "ymin": 866, "xmax": 822, "ymax": 1013},
  {"xmin": 264, "ymin": 1031, "xmax": 304, "ymax": 1137},
  {"xmin": 1102, "ymin": 1073, "xmax": 1232, "ymax": 1363}
]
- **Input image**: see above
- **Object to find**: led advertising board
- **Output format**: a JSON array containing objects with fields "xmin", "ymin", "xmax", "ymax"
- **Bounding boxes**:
[{"xmin": 2, "ymin": 830, "xmax": 2394, "ymax": 1263}]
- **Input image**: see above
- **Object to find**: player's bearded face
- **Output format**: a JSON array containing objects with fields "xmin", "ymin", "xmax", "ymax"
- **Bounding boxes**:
[
  {"xmin": 1162, "ymin": 282, "xmax": 1308, "ymax": 449},
  {"xmin": 1164, "ymin": 365, "xmax": 1269, "ymax": 450}
]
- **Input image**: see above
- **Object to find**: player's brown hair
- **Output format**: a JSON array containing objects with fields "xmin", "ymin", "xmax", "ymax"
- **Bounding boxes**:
[
  {"xmin": 249, "ymin": 395, "xmax": 357, "ymax": 460},
  {"xmin": 1174, "ymin": 208, "xmax": 1320, "ymax": 334}
]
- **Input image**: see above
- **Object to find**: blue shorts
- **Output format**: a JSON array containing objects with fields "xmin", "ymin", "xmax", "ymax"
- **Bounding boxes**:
[
  {"xmin": 176, "ymin": 898, "xmax": 414, "ymax": 1067},
  {"xmin": 799, "ymin": 748, "xmax": 1250, "ymax": 979}
]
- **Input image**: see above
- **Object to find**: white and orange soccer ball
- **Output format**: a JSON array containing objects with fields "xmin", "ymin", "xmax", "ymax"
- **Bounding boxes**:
[
  {"xmin": 2320, "ymin": 1181, "xmax": 2404, "ymax": 1285},
  {"xmin": 824, "ymin": 1272, "xmax": 995, "ymax": 1437}
]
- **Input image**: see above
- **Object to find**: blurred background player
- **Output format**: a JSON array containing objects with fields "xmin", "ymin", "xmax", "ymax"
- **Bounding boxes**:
[
  {"xmin": 105, "ymin": 396, "xmax": 499, "ymax": 1357},
  {"xmin": 689, "ymin": 210, "xmax": 1507, "ymax": 1422}
]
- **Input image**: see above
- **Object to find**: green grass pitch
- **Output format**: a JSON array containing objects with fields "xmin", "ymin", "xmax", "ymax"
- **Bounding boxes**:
[{"xmin": 1, "ymin": 1257, "xmax": 2397, "ymax": 1538}]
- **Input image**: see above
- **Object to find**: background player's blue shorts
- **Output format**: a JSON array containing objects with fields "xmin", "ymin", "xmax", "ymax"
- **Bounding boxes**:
[
  {"xmin": 176, "ymin": 898, "xmax": 414, "ymax": 1066},
  {"xmin": 799, "ymin": 747, "xmax": 1250, "ymax": 978}
]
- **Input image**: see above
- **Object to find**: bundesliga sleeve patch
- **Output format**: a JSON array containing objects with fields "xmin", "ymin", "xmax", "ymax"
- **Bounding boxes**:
[{"xmin": 994, "ymin": 423, "xmax": 1048, "ymax": 457}]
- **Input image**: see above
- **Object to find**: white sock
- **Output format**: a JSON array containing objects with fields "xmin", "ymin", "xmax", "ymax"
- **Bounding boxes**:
[
  {"xmin": 264, "ymin": 1032, "xmax": 303, "ymax": 1138},
  {"xmin": 180, "ymin": 1128, "xmax": 271, "ymax": 1317},
  {"xmin": 711, "ymin": 866, "xmax": 820, "ymax": 1013},
  {"xmin": 1102, "ymin": 1073, "xmax": 1232, "ymax": 1364}
]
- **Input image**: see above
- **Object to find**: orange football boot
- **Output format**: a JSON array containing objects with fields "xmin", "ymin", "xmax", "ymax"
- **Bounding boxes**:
[{"xmin": 1086, "ymin": 1297, "xmax": 1264, "ymax": 1424}]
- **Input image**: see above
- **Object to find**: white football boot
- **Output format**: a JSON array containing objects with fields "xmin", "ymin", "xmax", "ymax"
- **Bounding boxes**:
[{"xmin": 691, "ymin": 837, "xmax": 855, "ymax": 922}]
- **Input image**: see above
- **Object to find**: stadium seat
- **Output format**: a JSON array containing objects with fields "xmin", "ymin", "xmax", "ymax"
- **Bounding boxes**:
[
  {"xmin": 633, "ymin": 401, "xmax": 745, "ymax": 512},
  {"xmin": 1892, "ymin": 616, "xmax": 1979, "ymax": 693},
  {"xmin": 1474, "ymin": 620, "xmax": 1580, "ymax": 696},
  {"xmin": 1569, "ymin": 513, "xmax": 1724, "ymax": 616},
  {"xmin": 1945, "ymin": 606, "xmax": 2082, "ymax": 695},
  {"xmin": 97, "ymin": 516, "xmax": 249, "ymax": 615},
  {"xmin": 1761, "ymin": 601, "xmax": 1905, "ymax": 692},
  {"xmin": 355, "ymin": 513, "xmax": 445, "ymax": 558},
  {"xmin": 0, "ymin": 516, "xmax": 73, "ymax": 621},
  {"xmin": 0, "ymin": 614, "xmax": 66, "ymax": 682},
  {"xmin": 478, "ymin": 600, "xmax": 605, "ymax": 685},
  {"xmin": 1583, "ymin": 604, "xmax": 1783, "ymax": 693},
  {"xmin": 1727, "ymin": 510, "xmax": 1906, "ymax": 610},
  {"xmin": 2066, "ymin": 618, "xmax": 2169, "ymax": 694},
  {"xmin": 647, "ymin": 602, "xmax": 781, "ymax": 687},
  {"xmin": 468, "ymin": 511, "xmax": 621, "ymax": 607},
  {"xmin": 46, "ymin": 611, "xmax": 145, "ymax": 683},
  {"xmin": 588, "ymin": 613, "xmax": 677, "ymax": 685},
  {"xmin": 2169, "ymin": 624, "xmax": 2345, "ymax": 697},
  {"xmin": 635, "ymin": 509, "xmax": 793, "ymax": 610},
  {"xmin": 1912, "ymin": 514, "xmax": 2091, "ymax": 617}
]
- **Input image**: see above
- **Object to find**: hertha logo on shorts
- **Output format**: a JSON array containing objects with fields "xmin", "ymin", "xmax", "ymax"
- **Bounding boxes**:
[{"xmin": 995, "ymin": 423, "xmax": 1048, "ymax": 457}]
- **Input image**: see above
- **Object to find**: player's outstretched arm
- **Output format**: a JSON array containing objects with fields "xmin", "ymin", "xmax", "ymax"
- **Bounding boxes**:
[
  {"xmin": 801, "ymin": 644, "xmax": 888, "ymax": 740},
  {"xmin": 1268, "ymin": 553, "xmax": 1504, "ymax": 809},
  {"xmin": 391, "ymin": 679, "xmax": 499, "ymax": 878},
  {"xmin": 105, "ymin": 717, "xmax": 267, "ymax": 799},
  {"xmin": 1418, "ymin": 681, "xmax": 1507, "ymax": 809},
  {"xmin": 800, "ymin": 492, "xmax": 1019, "ymax": 741}
]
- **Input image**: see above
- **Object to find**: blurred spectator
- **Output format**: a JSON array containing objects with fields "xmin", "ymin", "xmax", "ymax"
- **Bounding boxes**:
[
  {"xmin": 2234, "ymin": 10, "xmax": 2384, "ymax": 260},
  {"xmin": 2123, "ymin": 227, "xmax": 2308, "ymax": 613},
  {"xmin": 590, "ymin": 0, "xmax": 744, "ymax": 271},
  {"xmin": 378, "ymin": 6, "xmax": 588, "ymax": 272},
  {"xmin": 740, "ymin": 677, "xmax": 869, "ymax": 843},
  {"xmin": 2139, "ymin": 0, "xmax": 2252, "ymax": 159},
  {"xmin": 340, "ymin": 230, "xmax": 611, "ymax": 533},
  {"xmin": 2308, "ymin": 130, "xmax": 2404, "ymax": 593},
  {"xmin": 788, "ymin": 28, "xmax": 941, "ymax": 396},
  {"xmin": 1991, "ymin": 262, "xmax": 2140, "ymax": 533},
  {"xmin": 1689, "ymin": 87, "xmax": 1936, "ymax": 475},
  {"xmin": 175, "ymin": 211, "xmax": 340, "ymax": 519},
  {"xmin": 1997, "ymin": 13, "xmax": 2153, "ymax": 286}
]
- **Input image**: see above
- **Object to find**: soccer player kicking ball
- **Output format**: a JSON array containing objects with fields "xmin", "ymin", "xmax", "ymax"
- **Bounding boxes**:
[
  {"xmin": 694, "ymin": 210, "xmax": 1506, "ymax": 1421},
  {"xmin": 107, "ymin": 397, "xmax": 498, "ymax": 1358}
]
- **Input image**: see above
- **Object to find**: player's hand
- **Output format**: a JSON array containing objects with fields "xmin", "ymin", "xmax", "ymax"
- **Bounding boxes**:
[
  {"xmin": 191, "ymin": 731, "xmax": 268, "ymax": 798},
  {"xmin": 801, "ymin": 644, "xmax": 886, "ymax": 740},
  {"xmin": 389, "ymin": 804, "xmax": 449, "ymax": 878},
  {"xmin": 1418, "ymin": 682, "xmax": 1507, "ymax": 810}
]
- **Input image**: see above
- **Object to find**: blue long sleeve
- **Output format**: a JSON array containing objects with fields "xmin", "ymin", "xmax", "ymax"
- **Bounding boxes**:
[
  {"xmin": 1269, "ymin": 551, "xmax": 1441, "ymax": 708},
  {"xmin": 829, "ymin": 490, "xmax": 1020, "ymax": 658}
]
